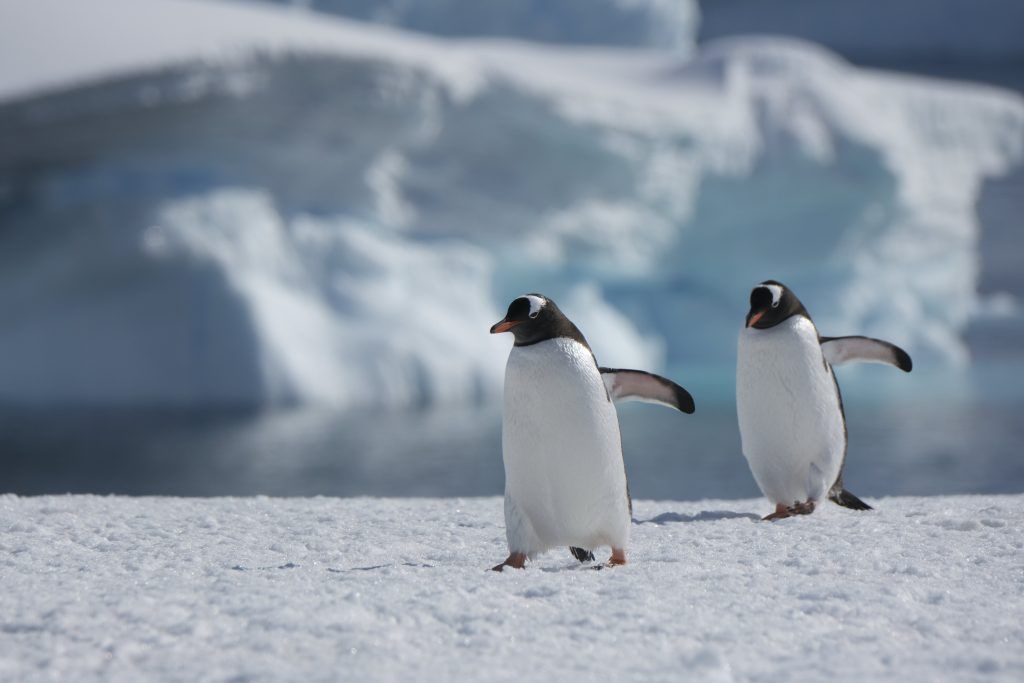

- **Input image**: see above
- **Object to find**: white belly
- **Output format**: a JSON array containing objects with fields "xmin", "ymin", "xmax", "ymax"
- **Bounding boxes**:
[
  {"xmin": 736, "ymin": 317, "xmax": 846, "ymax": 506},
  {"xmin": 502, "ymin": 338, "xmax": 630, "ymax": 556}
]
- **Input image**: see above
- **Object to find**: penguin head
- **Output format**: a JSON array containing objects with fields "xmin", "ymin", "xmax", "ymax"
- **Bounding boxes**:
[
  {"xmin": 745, "ymin": 280, "xmax": 808, "ymax": 329},
  {"xmin": 490, "ymin": 294, "xmax": 576, "ymax": 346}
]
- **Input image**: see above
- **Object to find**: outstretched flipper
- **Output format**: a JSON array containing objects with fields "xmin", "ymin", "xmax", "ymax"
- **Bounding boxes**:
[
  {"xmin": 820, "ymin": 336, "xmax": 912, "ymax": 372},
  {"xmin": 569, "ymin": 547, "xmax": 595, "ymax": 563},
  {"xmin": 599, "ymin": 368, "xmax": 695, "ymax": 414}
]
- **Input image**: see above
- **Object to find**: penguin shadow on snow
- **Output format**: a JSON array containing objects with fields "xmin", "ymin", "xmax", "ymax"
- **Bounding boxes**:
[
  {"xmin": 634, "ymin": 510, "xmax": 761, "ymax": 525},
  {"xmin": 326, "ymin": 562, "xmax": 436, "ymax": 572},
  {"xmin": 231, "ymin": 562, "xmax": 437, "ymax": 573}
]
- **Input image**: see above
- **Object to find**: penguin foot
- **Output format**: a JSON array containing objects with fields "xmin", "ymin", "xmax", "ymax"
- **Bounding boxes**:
[
  {"xmin": 607, "ymin": 548, "xmax": 627, "ymax": 567},
  {"xmin": 763, "ymin": 504, "xmax": 793, "ymax": 521},
  {"xmin": 490, "ymin": 552, "xmax": 527, "ymax": 572},
  {"xmin": 791, "ymin": 500, "xmax": 816, "ymax": 515}
]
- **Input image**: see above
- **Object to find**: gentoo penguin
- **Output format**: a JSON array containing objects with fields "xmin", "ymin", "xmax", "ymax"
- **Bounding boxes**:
[
  {"xmin": 736, "ymin": 280, "xmax": 912, "ymax": 521},
  {"xmin": 490, "ymin": 294, "xmax": 694, "ymax": 570}
]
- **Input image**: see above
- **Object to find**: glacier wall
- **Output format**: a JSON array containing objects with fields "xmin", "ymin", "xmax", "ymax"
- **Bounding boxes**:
[
  {"xmin": 0, "ymin": 0, "xmax": 1022, "ymax": 409},
  {"xmin": 252, "ymin": 0, "xmax": 699, "ymax": 49}
]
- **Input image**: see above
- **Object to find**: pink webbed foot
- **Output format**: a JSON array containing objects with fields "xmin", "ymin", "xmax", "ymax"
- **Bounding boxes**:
[
  {"xmin": 490, "ymin": 552, "xmax": 527, "ymax": 572},
  {"xmin": 763, "ymin": 500, "xmax": 817, "ymax": 521},
  {"xmin": 606, "ymin": 548, "xmax": 627, "ymax": 567},
  {"xmin": 763, "ymin": 503, "xmax": 793, "ymax": 521},
  {"xmin": 791, "ymin": 500, "xmax": 816, "ymax": 515}
]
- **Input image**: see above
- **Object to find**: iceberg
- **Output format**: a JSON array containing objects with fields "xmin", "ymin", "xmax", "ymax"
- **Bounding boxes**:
[
  {"xmin": 0, "ymin": 0, "xmax": 1022, "ymax": 408},
  {"xmin": 253, "ymin": 0, "xmax": 699, "ymax": 49}
]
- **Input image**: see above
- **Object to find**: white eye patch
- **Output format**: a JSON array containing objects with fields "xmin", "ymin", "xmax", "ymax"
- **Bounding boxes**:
[
  {"xmin": 762, "ymin": 283, "xmax": 783, "ymax": 308},
  {"xmin": 523, "ymin": 294, "xmax": 546, "ymax": 318}
]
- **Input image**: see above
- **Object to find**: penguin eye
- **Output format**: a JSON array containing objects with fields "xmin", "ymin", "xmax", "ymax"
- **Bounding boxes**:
[
  {"xmin": 771, "ymin": 300, "xmax": 780, "ymax": 309},
  {"xmin": 522, "ymin": 294, "xmax": 546, "ymax": 319}
]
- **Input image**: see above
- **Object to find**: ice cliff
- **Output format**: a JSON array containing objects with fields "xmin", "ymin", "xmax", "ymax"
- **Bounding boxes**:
[{"xmin": 0, "ymin": 0, "xmax": 1022, "ymax": 408}]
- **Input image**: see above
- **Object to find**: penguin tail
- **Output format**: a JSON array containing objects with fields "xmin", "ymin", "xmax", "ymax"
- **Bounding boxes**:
[
  {"xmin": 829, "ymin": 488, "xmax": 873, "ymax": 511},
  {"xmin": 569, "ymin": 547, "xmax": 595, "ymax": 563}
]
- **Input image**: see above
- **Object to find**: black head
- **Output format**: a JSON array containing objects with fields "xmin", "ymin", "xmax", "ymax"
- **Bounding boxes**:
[
  {"xmin": 745, "ymin": 280, "xmax": 810, "ymax": 329},
  {"xmin": 489, "ymin": 294, "xmax": 588, "ymax": 348}
]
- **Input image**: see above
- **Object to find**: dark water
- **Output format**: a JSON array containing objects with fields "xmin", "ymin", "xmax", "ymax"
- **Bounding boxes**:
[{"xmin": 3, "ymin": 377, "xmax": 1022, "ymax": 500}]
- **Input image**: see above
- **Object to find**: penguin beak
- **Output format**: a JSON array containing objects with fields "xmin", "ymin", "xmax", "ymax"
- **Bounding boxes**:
[
  {"xmin": 746, "ymin": 310, "xmax": 765, "ymax": 328},
  {"xmin": 490, "ymin": 318, "xmax": 521, "ymax": 334}
]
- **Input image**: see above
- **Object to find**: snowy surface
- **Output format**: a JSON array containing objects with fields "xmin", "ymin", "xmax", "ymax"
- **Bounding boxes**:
[
  {"xmin": 1, "ymin": 494, "xmax": 1022, "ymax": 681},
  {"xmin": 1, "ymin": 0, "xmax": 1023, "ymax": 408}
]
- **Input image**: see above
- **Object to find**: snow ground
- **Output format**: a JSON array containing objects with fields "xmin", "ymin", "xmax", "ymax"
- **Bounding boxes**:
[{"xmin": 1, "ymin": 494, "xmax": 1020, "ymax": 681}]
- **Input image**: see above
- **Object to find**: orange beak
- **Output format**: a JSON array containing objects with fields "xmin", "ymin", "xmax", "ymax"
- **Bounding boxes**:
[
  {"xmin": 746, "ymin": 310, "xmax": 765, "ymax": 328},
  {"xmin": 490, "ymin": 319, "xmax": 521, "ymax": 334}
]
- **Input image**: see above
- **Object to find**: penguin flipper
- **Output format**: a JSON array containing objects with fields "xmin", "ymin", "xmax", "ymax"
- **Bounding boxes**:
[
  {"xmin": 569, "ymin": 547, "xmax": 595, "ymax": 563},
  {"xmin": 829, "ymin": 488, "xmax": 874, "ymax": 511},
  {"xmin": 820, "ymin": 336, "xmax": 912, "ymax": 372},
  {"xmin": 599, "ymin": 368, "xmax": 695, "ymax": 414}
]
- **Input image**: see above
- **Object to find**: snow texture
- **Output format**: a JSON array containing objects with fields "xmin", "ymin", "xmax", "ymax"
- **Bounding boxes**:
[
  {"xmin": 1, "ymin": 0, "xmax": 1023, "ymax": 409},
  {"xmin": 0, "ymin": 494, "xmax": 1021, "ymax": 681}
]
